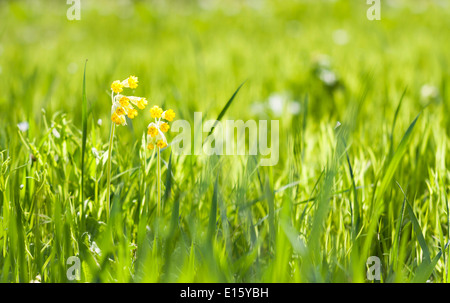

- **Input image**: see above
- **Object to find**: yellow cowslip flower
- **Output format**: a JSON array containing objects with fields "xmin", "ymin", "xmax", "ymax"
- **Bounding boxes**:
[
  {"xmin": 116, "ymin": 107, "xmax": 126, "ymax": 115},
  {"xmin": 148, "ymin": 124, "xmax": 158, "ymax": 137},
  {"xmin": 126, "ymin": 96, "xmax": 148, "ymax": 109},
  {"xmin": 110, "ymin": 77, "xmax": 148, "ymax": 126},
  {"xmin": 146, "ymin": 133, "xmax": 167, "ymax": 150},
  {"xmin": 119, "ymin": 96, "xmax": 130, "ymax": 107},
  {"xmin": 150, "ymin": 105, "xmax": 163, "ymax": 118},
  {"xmin": 146, "ymin": 105, "xmax": 174, "ymax": 151},
  {"xmin": 111, "ymin": 104, "xmax": 127, "ymax": 126},
  {"xmin": 162, "ymin": 109, "xmax": 175, "ymax": 122},
  {"xmin": 127, "ymin": 108, "xmax": 138, "ymax": 119},
  {"xmin": 111, "ymin": 112, "xmax": 125, "ymax": 125},
  {"xmin": 122, "ymin": 76, "xmax": 138, "ymax": 89},
  {"xmin": 146, "ymin": 125, "xmax": 168, "ymax": 150},
  {"xmin": 137, "ymin": 98, "xmax": 147, "ymax": 110},
  {"xmin": 159, "ymin": 122, "xmax": 169, "ymax": 132},
  {"xmin": 111, "ymin": 80, "xmax": 124, "ymax": 93},
  {"xmin": 157, "ymin": 140, "xmax": 167, "ymax": 149}
]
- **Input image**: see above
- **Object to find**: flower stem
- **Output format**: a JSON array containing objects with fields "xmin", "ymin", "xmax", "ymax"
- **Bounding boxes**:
[
  {"xmin": 106, "ymin": 122, "xmax": 115, "ymax": 221},
  {"xmin": 157, "ymin": 147, "xmax": 161, "ymax": 217}
]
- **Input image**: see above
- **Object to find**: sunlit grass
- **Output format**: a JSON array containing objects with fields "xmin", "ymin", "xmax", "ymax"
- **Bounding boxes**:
[{"xmin": 0, "ymin": 0, "xmax": 449, "ymax": 283}]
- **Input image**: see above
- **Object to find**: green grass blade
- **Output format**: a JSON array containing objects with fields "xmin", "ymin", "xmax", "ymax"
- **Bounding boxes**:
[
  {"xmin": 412, "ymin": 241, "xmax": 449, "ymax": 283},
  {"xmin": 265, "ymin": 178, "xmax": 276, "ymax": 249},
  {"xmin": 81, "ymin": 60, "xmax": 88, "ymax": 221},
  {"xmin": 375, "ymin": 113, "xmax": 420, "ymax": 206},
  {"xmin": 343, "ymin": 138, "xmax": 360, "ymax": 239},
  {"xmin": 207, "ymin": 174, "xmax": 219, "ymax": 241},
  {"xmin": 362, "ymin": 113, "xmax": 421, "ymax": 271},
  {"xmin": 161, "ymin": 195, "xmax": 180, "ymax": 282},
  {"xmin": 406, "ymin": 202, "xmax": 431, "ymax": 263},
  {"xmin": 204, "ymin": 81, "xmax": 246, "ymax": 142},
  {"xmin": 393, "ymin": 181, "xmax": 407, "ymax": 272},
  {"xmin": 396, "ymin": 182, "xmax": 431, "ymax": 263},
  {"xmin": 389, "ymin": 87, "xmax": 407, "ymax": 151},
  {"xmin": 164, "ymin": 152, "xmax": 173, "ymax": 203}
]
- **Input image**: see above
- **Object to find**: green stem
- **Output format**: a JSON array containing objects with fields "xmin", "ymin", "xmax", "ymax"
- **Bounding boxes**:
[
  {"xmin": 106, "ymin": 123, "xmax": 115, "ymax": 220},
  {"xmin": 157, "ymin": 147, "xmax": 161, "ymax": 217}
]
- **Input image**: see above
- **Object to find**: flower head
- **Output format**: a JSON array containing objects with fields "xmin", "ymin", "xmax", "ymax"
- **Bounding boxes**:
[
  {"xmin": 157, "ymin": 140, "xmax": 167, "ymax": 149},
  {"xmin": 127, "ymin": 108, "xmax": 138, "ymax": 119},
  {"xmin": 111, "ymin": 80, "xmax": 124, "ymax": 93},
  {"xmin": 150, "ymin": 105, "xmax": 163, "ymax": 118},
  {"xmin": 146, "ymin": 107, "xmax": 175, "ymax": 150},
  {"xmin": 122, "ymin": 75, "xmax": 138, "ymax": 89},
  {"xmin": 111, "ymin": 112, "xmax": 126, "ymax": 126},
  {"xmin": 119, "ymin": 96, "xmax": 130, "ymax": 107},
  {"xmin": 115, "ymin": 106, "xmax": 126, "ymax": 116},
  {"xmin": 137, "ymin": 98, "xmax": 147, "ymax": 110},
  {"xmin": 109, "ymin": 76, "xmax": 148, "ymax": 126},
  {"xmin": 162, "ymin": 109, "xmax": 175, "ymax": 121},
  {"xmin": 146, "ymin": 131, "xmax": 168, "ymax": 150},
  {"xmin": 159, "ymin": 122, "xmax": 170, "ymax": 132},
  {"xmin": 148, "ymin": 123, "xmax": 158, "ymax": 137}
]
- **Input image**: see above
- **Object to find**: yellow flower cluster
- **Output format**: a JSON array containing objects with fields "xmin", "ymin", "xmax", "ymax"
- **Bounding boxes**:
[
  {"xmin": 147, "ymin": 105, "xmax": 175, "ymax": 150},
  {"xmin": 110, "ymin": 76, "xmax": 147, "ymax": 126}
]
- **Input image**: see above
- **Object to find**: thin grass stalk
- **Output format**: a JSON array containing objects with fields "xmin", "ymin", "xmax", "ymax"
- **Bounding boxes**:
[
  {"xmin": 106, "ymin": 122, "xmax": 115, "ymax": 220},
  {"xmin": 157, "ymin": 147, "xmax": 161, "ymax": 216}
]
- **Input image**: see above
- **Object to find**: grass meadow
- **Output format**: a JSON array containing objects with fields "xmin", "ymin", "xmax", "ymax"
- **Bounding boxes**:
[{"xmin": 1, "ymin": 0, "xmax": 450, "ymax": 283}]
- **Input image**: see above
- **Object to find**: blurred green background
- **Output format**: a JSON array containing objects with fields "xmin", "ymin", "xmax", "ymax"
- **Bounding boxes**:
[{"xmin": 1, "ymin": 0, "xmax": 449, "ymax": 144}]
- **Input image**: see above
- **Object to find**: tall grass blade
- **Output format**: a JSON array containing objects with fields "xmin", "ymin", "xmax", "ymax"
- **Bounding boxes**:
[
  {"xmin": 204, "ymin": 81, "xmax": 246, "ymax": 142},
  {"xmin": 207, "ymin": 174, "xmax": 219, "ymax": 241},
  {"xmin": 164, "ymin": 152, "xmax": 173, "ymax": 203},
  {"xmin": 396, "ymin": 182, "xmax": 431, "ymax": 262},
  {"xmin": 389, "ymin": 87, "xmax": 407, "ymax": 152},
  {"xmin": 81, "ymin": 60, "xmax": 88, "ymax": 223},
  {"xmin": 375, "ymin": 113, "xmax": 420, "ymax": 206}
]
